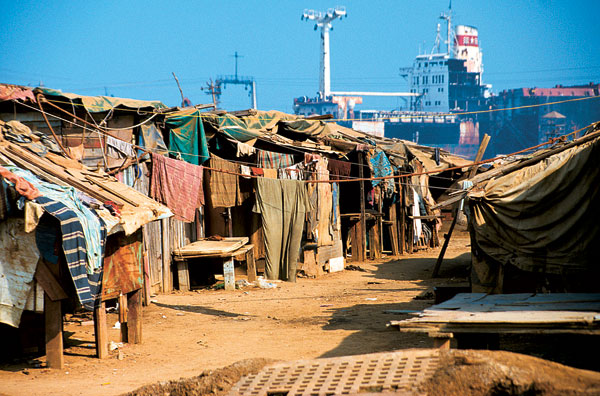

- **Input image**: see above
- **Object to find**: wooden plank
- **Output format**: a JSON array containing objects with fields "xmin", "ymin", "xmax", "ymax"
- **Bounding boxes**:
[
  {"xmin": 432, "ymin": 207, "xmax": 458, "ymax": 278},
  {"xmin": 94, "ymin": 301, "xmax": 108, "ymax": 359},
  {"xmin": 85, "ymin": 175, "xmax": 140, "ymax": 207},
  {"xmin": 246, "ymin": 247, "xmax": 256, "ymax": 282},
  {"xmin": 34, "ymin": 260, "xmax": 67, "ymax": 301},
  {"xmin": 173, "ymin": 237, "xmax": 249, "ymax": 256},
  {"xmin": 177, "ymin": 260, "xmax": 190, "ymax": 291},
  {"xmin": 223, "ymin": 258, "xmax": 235, "ymax": 291},
  {"xmin": 468, "ymin": 133, "xmax": 490, "ymax": 178},
  {"xmin": 127, "ymin": 289, "xmax": 142, "ymax": 344},
  {"xmin": 119, "ymin": 294, "xmax": 128, "ymax": 343}
]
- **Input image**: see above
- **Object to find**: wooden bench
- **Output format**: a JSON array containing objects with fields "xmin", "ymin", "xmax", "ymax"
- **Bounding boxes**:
[{"xmin": 173, "ymin": 244, "xmax": 256, "ymax": 291}]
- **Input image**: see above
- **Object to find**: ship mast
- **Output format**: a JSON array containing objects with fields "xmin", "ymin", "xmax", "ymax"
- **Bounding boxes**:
[
  {"xmin": 302, "ymin": 6, "xmax": 346, "ymax": 99},
  {"xmin": 439, "ymin": 2, "xmax": 452, "ymax": 56}
]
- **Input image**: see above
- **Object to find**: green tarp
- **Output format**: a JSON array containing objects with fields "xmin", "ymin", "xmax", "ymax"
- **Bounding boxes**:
[{"xmin": 165, "ymin": 109, "xmax": 209, "ymax": 165}]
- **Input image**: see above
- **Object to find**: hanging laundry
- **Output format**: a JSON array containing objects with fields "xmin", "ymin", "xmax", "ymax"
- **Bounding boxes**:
[
  {"xmin": 369, "ymin": 149, "xmax": 395, "ymax": 197},
  {"xmin": 327, "ymin": 158, "xmax": 352, "ymax": 180},
  {"xmin": 236, "ymin": 141, "xmax": 257, "ymax": 157},
  {"xmin": 240, "ymin": 165, "xmax": 252, "ymax": 179},
  {"xmin": 257, "ymin": 149, "xmax": 295, "ymax": 169},
  {"xmin": 207, "ymin": 155, "xmax": 239, "ymax": 208},
  {"xmin": 7, "ymin": 166, "xmax": 106, "ymax": 274},
  {"xmin": 150, "ymin": 153, "xmax": 204, "ymax": 222},
  {"xmin": 0, "ymin": 165, "xmax": 42, "ymax": 200},
  {"xmin": 263, "ymin": 168, "xmax": 278, "ymax": 179},
  {"xmin": 106, "ymin": 135, "xmax": 134, "ymax": 158},
  {"xmin": 251, "ymin": 167, "xmax": 264, "ymax": 177},
  {"xmin": 278, "ymin": 162, "xmax": 304, "ymax": 180},
  {"xmin": 412, "ymin": 187, "xmax": 423, "ymax": 245},
  {"xmin": 253, "ymin": 178, "xmax": 312, "ymax": 282},
  {"xmin": 36, "ymin": 195, "xmax": 105, "ymax": 310}
]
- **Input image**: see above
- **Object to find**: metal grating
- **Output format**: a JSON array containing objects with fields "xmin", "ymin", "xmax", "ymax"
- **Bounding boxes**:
[{"xmin": 228, "ymin": 349, "xmax": 440, "ymax": 396}]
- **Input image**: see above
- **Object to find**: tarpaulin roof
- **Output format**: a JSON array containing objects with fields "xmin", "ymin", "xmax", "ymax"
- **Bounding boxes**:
[
  {"xmin": 35, "ymin": 87, "xmax": 167, "ymax": 113},
  {"xmin": 0, "ymin": 84, "xmax": 35, "ymax": 102},
  {"xmin": 202, "ymin": 110, "xmax": 296, "ymax": 142},
  {"xmin": 383, "ymin": 141, "xmax": 472, "ymax": 173},
  {"xmin": 467, "ymin": 130, "xmax": 600, "ymax": 290}
]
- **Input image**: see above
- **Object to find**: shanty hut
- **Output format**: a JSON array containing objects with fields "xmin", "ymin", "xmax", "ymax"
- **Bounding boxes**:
[{"xmin": 463, "ymin": 123, "xmax": 600, "ymax": 293}]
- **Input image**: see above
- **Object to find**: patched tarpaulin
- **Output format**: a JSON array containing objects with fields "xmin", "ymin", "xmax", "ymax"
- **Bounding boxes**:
[
  {"xmin": 468, "ymin": 134, "xmax": 600, "ymax": 290},
  {"xmin": 202, "ymin": 110, "xmax": 295, "ymax": 142},
  {"xmin": 165, "ymin": 109, "xmax": 209, "ymax": 165},
  {"xmin": 35, "ymin": 88, "xmax": 167, "ymax": 113},
  {"xmin": 101, "ymin": 231, "xmax": 143, "ymax": 300}
]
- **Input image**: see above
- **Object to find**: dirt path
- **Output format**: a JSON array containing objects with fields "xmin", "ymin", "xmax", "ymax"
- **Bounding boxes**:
[{"xmin": 0, "ymin": 232, "xmax": 472, "ymax": 396}]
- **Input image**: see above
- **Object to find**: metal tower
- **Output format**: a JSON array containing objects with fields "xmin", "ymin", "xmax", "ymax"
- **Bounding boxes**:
[
  {"xmin": 204, "ymin": 51, "xmax": 257, "ymax": 109},
  {"xmin": 302, "ymin": 6, "xmax": 346, "ymax": 99}
]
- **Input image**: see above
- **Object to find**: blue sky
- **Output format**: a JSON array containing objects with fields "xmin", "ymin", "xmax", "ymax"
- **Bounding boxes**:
[{"xmin": 2, "ymin": 1, "xmax": 598, "ymax": 112}]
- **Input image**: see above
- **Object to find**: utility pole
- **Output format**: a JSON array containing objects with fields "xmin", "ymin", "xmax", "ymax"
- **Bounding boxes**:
[{"xmin": 301, "ymin": 6, "xmax": 347, "ymax": 100}]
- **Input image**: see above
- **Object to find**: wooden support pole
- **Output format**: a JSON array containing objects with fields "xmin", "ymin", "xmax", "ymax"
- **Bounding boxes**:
[
  {"xmin": 176, "ymin": 260, "xmax": 190, "ymax": 291},
  {"xmin": 358, "ymin": 152, "xmax": 367, "ymax": 262},
  {"xmin": 44, "ymin": 293, "xmax": 63, "ymax": 368},
  {"xmin": 94, "ymin": 301, "xmax": 108, "ymax": 359},
  {"xmin": 161, "ymin": 218, "xmax": 172, "ymax": 293},
  {"xmin": 44, "ymin": 259, "xmax": 63, "ymax": 369},
  {"xmin": 246, "ymin": 248, "xmax": 256, "ymax": 282},
  {"xmin": 223, "ymin": 258, "xmax": 235, "ymax": 291},
  {"xmin": 398, "ymin": 184, "xmax": 405, "ymax": 255},
  {"xmin": 118, "ymin": 294, "xmax": 128, "ymax": 343},
  {"xmin": 432, "ymin": 207, "xmax": 458, "ymax": 278},
  {"xmin": 127, "ymin": 289, "xmax": 142, "ymax": 344}
]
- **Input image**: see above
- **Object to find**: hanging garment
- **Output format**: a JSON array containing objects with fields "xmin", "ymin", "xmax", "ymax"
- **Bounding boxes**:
[
  {"xmin": 257, "ymin": 149, "xmax": 295, "ymax": 169},
  {"xmin": 236, "ymin": 141, "xmax": 257, "ymax": 157},
  {"xmin": 207, "ymin": 155, "xmax": 239, "ymax": 207},
  {"xmin": 8, "ymin": 166, "xmax": 105, "ymax": 274},
  {"xmin": 36, "ymin": 196, "xmax": 105, "ymax": 310},
  {"xmin": 150, "ymin": 153, "xmax": 204, "ymax": 222},
  {"xmin": 106, "ymin": 135, "xmax": 134, "ymax": 158},
  {"xmin": 278, "ymin": 163, "xmax": 304, "ymax": 180},
  {"xmin": 327, "ymin": 158, "xmax": 352, "ymax": 180},
  {"xmin": 412, "ymin": 187, "xmax": 422, "ymax": 244},
  {"xmin": 263, "ymin": 168, "xmax": 278, "ymax": 179},
  {"xmin": 253, "ymin": 178, "xmax": 311, "ymax": 282},
  {"xmin": 0, "ymin": 165, "xmax": 42, "ymax": 200},
  {"xmin": 251, "ymin": 167, "xmax": 264, "ymax": 177}
]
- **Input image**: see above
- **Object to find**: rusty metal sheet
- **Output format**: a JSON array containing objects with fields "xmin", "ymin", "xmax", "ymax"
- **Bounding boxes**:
[
  {"xmin": 101, "ymin": 230, "xmax": 143, "ymax": 300},
  {"xmin": 229, "ymin": 349, "xmax": 441, "ymax": 396}
]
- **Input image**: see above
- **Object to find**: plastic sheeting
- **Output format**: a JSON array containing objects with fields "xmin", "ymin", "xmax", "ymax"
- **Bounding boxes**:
[{"xmin": 165, "ymin": 109, "xmax": 209, "ymax": 165}]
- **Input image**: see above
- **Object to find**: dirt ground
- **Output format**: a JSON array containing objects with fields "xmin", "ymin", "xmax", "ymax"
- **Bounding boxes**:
[{"xmin": 0, "ymin": 228, "xmax": 597, "ymax": 395}]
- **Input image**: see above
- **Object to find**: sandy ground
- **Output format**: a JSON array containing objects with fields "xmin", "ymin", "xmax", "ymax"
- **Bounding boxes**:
[{"xmin": 0, "ymin": 229, "xmax": 569, "ymax": 396}]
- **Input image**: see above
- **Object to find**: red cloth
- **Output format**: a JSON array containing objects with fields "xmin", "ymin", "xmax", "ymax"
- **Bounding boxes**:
[
  {"xmin": 0, "ymin": 165, "xmax": 42, "ymax": 200},
  {"xmin": 251, "ymin": 167, "xmax": 264, "ymax": 176},
  {"xmin": 150, "ymin": 154, "xmax": 204, "ymax": 222}
]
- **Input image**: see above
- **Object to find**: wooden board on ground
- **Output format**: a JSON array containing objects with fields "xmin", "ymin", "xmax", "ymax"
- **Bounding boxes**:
[
  {"xmin": 388, "ymin": 293, "xmax": 600, "ymax": 336},
  {"xmin": 174, "ymin": 237, "xmax": 249, "ymax": 256}
]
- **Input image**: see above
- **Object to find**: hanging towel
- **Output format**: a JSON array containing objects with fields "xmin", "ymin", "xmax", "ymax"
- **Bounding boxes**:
[
  {"xmin": 207, "ymin": 155, "xmax": 239, "ymax": 208},
  {"xmin": 253, "ymin": 178, "xmax": 312, "ymax": 282},
  {"xmin": 327, "ymin": 158, "xmax": 352, "ymax": 180},
  {"xmin": 257, "ymin": 149, "xmax": 295, "ymax": 169},
  {"xmin": 150, "ymin": 153, "xmax": 204, "ymax": 222},
  {"xmin": 263, "ymin": 168, "xmax": 278, "ymax": 179},
  {"xmin": 236, "ymin": 141, "xmax": 257, "ymax": 157}
]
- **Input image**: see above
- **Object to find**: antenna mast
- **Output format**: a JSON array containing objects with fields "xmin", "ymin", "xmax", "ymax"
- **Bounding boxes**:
[
  {"xmin": 439, "ymin": 2, "xmax": 453, "ymax": 55},
  {"xmin": 301, "ymin": 6, "xmax": 346, "ymax": 99}
]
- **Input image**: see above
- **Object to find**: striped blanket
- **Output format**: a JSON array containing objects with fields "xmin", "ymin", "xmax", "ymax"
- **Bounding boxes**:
[{"xmin": 36, "ymin": 196, "xmax": 105, "ymax": 310}]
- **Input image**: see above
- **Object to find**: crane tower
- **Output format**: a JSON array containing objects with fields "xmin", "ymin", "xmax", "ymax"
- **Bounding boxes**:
[{"xmin": 301, "ymin": 6, "xmax": 346, "ymax": 99}]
